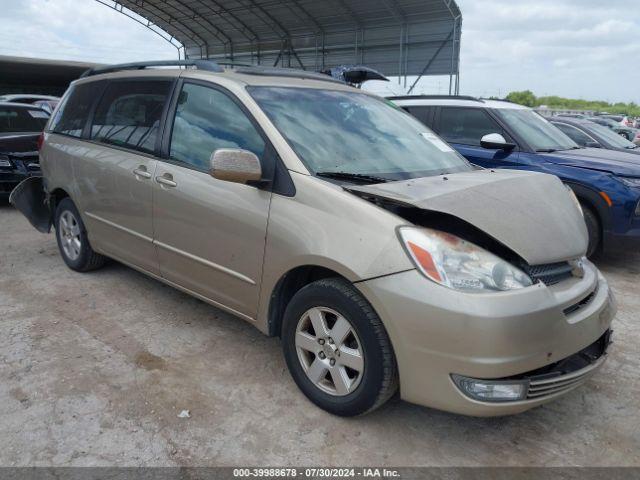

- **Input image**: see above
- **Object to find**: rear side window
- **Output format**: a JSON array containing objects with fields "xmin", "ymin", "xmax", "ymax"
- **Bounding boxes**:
[
  {"xmin": 438, "ymin": 107, "xmax": 505, "ymax": 146},
  {"xmin": 169, "ymin": 83, "xmax": 265, "ymax": 170},
  {"xmin": 553, "ymin": 123, "xmax": 594, "ymax": 147},
  {"xmin": 91, "ymin": 80, "xmax": 172, "ymax": 154},
  {"xmin": 49, "ymin": 83, "xmax": 99, "ymax": 137},
  {"xmin": 404, "ymin": 106, "xmax": 435, "ymax": 128}
]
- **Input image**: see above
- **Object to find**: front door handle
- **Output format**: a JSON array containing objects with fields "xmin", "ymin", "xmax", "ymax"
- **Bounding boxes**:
[
  {"xmin": 133, "ymin": 166, "xmax": 151, "ymax": 179},
  {"xmin": 156, "ymin": 174, "xmax": 177, "ymax": 188}
]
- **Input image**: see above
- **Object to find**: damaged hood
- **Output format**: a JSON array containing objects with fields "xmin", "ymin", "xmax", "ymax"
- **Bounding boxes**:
[
  {"xmin": 543, "ymin": 147, "xmax": 640, "ymax": 176},
  {"xmin": 346, "ymin": 170, "xmax": 588, "ymax": 265}
]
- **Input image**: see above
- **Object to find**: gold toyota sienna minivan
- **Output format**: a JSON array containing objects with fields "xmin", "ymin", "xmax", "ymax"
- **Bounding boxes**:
[{"xmin": 11, "ymin": 60, "xmax": 616, "ymax": 417}]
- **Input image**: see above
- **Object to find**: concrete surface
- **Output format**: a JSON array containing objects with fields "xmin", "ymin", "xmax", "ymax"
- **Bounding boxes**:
[{"xmin": 0, "ymin": 201, "xmax": 638, "ymax": 467}]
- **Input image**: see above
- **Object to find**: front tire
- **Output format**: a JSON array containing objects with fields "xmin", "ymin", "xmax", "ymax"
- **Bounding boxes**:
[
  {"xmin": 54, "ymin": 198, "xmax": 106, "ymax": 272},
  {"xmin": 581, "ymin": 202, "xmax": 601, "ymax": 258},
  {"xmin": 282, "ymin": 278, "xmax": 398, "ymax": 416}
]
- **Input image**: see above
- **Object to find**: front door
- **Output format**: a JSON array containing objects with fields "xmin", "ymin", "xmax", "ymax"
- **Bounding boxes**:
[
  {"xmin": 437, "ymin": 106, "xmax": 521, "ymax": 169},
  {"xmin": 75, "ymin": 79, "xmax": 174, "ymax": 275},
  {"xmin": 153, "ymin": 81, "xmax": 272, "ymax": 319}
]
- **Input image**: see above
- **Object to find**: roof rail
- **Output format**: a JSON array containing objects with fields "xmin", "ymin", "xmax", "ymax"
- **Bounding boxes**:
[
  {"xmin": 80, "ymin": 59, "xmax": 223, "ymax": 78},
  {"xmin": 387, "ymin": 95, "xmax": 484, "ymax": 102},
  {"xmin": 233, "ymin": 66, "xmax": 345, "ymax": 84}
]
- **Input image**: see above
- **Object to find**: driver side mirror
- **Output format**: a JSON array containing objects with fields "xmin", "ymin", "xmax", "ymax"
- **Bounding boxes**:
[
  {"xmin": 210, "ymin": 149, "xmax": 263, "ymax": 185},
  {"xmin": 480, "ymin": 133, "xmax": 516, "ymax": 151}
]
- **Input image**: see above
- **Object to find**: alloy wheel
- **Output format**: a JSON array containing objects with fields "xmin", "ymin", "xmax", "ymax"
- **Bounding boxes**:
[
  {"xmin": 295, "ymin": 307, "xmax": 364, "ymax": 396},
  {"xmin": 59, "ymin": 210, "xmax": 81, "ymax": 261}
]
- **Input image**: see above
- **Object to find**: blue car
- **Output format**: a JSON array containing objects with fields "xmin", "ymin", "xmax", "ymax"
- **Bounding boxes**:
[{"xmin": 391, "ymin": 96, "xmax": 640, "ymax": 256}]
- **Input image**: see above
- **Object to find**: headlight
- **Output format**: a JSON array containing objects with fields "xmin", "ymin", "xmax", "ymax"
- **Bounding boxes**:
[
  {"xmin": 619, "ymin": 177, "xmax": 640, "ymax": 188},
  {"xmin": 398, "ymin": 227, "xmax": 533, "ymax": 293}
]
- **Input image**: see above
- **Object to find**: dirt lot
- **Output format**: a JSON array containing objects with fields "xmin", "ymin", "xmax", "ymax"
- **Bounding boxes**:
[{"xmin": 0, "ymin": 201, "xmax": 638, "ymax": 467}]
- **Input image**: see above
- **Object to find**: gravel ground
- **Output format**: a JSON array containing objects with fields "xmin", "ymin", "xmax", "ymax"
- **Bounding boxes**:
[{"xmin": 0, "ymin": 201, "xmax": 638, "ymax": 467}]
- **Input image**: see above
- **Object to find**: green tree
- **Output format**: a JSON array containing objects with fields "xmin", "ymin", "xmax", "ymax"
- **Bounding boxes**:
[
  {"xmin": 504, "ymin": 91, "xmax": 640, "ymax": 117},
  {"xmin": 506, "ymin": 90, "xmax": 537, "ymax": 107}
]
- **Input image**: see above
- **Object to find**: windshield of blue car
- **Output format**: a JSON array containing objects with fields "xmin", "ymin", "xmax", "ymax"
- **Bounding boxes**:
[
  {"xmin": 494, "ymin": 108, "xmax": 578, "ymax": 152},
  {"xmin": 249, "ymin": 87, "xmax": 472, "ymax": 181},
  {"xmin": 587, "ymin": 122, "xmax": 638, "ymax": 149}
]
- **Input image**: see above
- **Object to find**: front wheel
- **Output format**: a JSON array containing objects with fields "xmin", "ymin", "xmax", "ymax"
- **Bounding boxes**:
[
  {"xmin": 581, "ymin": 202, "xmax": 601, "ymax": 258},
  {"xmin": 282, "ymin": 278, "xmax": 398, "ymax": 416},
  {"xmin": 54, "ymin": 198, "xmax": 106, "ymax": 272}
]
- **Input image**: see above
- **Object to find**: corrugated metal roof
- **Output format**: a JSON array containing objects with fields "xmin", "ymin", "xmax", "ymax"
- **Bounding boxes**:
[{"xmin": 109, "ymin": 0, "xmax": 461, "ymax": 78}]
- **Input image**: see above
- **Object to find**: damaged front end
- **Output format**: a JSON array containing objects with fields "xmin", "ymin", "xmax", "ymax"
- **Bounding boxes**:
[
  {"xmin": 345, "ymin": 169, "xmax": 589, "ymax": 285},
  {"xmin": 9, "ymin": 176, "xmax": 52, "ymax": 233}
]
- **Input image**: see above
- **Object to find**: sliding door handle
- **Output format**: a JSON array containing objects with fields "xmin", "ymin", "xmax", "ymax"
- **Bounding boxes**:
[
  {"xmin": 156, "ymin": 174, "xmax": 177, "ymax": 188},
  {"xmin": 133, "ymin": 167, "xmax": 151, "ymax": 179}
]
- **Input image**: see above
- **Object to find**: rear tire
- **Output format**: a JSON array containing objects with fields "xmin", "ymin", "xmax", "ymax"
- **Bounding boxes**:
[
  {"xmin": 580, "ymin": 202, "xmax": 601, "ymax": 258},
  {"xmin": 54, "ymin": 198, "xmax": 106, "ymax": 272},
  {"xmin": 282, "ymin": 277, "xmax": 398, "ymax": 416}
]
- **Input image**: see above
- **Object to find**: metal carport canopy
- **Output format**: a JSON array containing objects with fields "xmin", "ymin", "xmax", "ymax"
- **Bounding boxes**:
[{"xmin": 103, "ymin": 0, "xmax": 461, "ymax": 88}]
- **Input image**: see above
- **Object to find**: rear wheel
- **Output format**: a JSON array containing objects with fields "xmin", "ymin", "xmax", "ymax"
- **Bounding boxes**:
[
  {"xmin": 580, "ymin": 202, "xmax": 601, "ymax": 258},
  {"xmin": 55, "ymin": 198, "xmax": 106, "ymax": 272},
  {"xmin": 282, "ymin": 277, "xmax": 398, "ymax": 416}
]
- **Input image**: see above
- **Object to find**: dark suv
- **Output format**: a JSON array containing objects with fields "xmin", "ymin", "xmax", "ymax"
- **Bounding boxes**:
[
  {"xmin": 0, "ymin": 102, "xmax": 48, "ymax": 198},
  {"xmin": 391, "ymin": 95, "xmax": 640, "ymax": 256}
]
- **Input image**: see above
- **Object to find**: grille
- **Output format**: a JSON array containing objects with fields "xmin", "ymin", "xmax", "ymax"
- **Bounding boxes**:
[
  {"xmin": 521, "ymin": 261, "xmax": 574, "ymax": 286},
  {"xmin": 563, "ymin": 286, "xmax": 598, "ymax": 316},
  {"xmin": 524, "ymin": 330, "xmax": 611, "ymax": 400},
  {"xmin": 526, "ymin": 358, "xmax": 605, "ymax": 399}
]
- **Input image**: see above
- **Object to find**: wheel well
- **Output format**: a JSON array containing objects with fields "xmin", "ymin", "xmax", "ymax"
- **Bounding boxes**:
[
  {"xmin": 268, "ymin": 266, "xmax": 348, "ymax": 337},
  {"xmin": 576, "ymin": 196, "xmax": 602, "ymax": 232},
  {"xmin": 49, "ymin": 188, "xmax": 70, "ymax": 212}
]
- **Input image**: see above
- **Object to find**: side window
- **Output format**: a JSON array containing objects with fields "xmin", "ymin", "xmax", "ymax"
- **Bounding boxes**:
[
  {"xmin": 50, "ymin": 83, "xmax": 100, "ymax": 137},
  {"xmin": 438, "ymin": 107, "xmax": 505, "ymax": 146},
  {"xmin": 169, "ymin": 83, "xmax": 265, "ymax": 170},
  {"xmin": 91, "ymin": 80, "xmax": 172, "ymax": 154},
  {"xmin": 554, "ymin": 123, "xmax": 594, "ymax": 147},
  {"xmin": 405, "ymin": 106, "xmax": 435, "ymax": 128}
]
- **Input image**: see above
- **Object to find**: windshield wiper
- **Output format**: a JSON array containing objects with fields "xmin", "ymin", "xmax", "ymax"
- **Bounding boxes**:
[
  {"xmin": 535, "ymin": 148, "xmax": 558, "ymax": 153},
  {"xmin": 316, "ymin": 171, "xmax": 389, "ymax": 184}
]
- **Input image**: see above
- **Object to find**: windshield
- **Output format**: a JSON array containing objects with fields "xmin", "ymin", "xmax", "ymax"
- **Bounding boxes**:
[
  {"xmin": 0, "ymin": 106, "xmax": 48, "ymax": 133},
  {"xmin": 249, "ymin": 87, "xmax": 471, "ymax": 180},
  {"xmin": 587, "ymin": 122, "xmax": 638, "ymax": 149},
  {"xmin": 494, "ymin": 108, "xmax": 578, "ymax": 152}
]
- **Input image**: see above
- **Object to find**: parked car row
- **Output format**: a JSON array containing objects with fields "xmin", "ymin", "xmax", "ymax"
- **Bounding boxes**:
[{"xmin": 8, "ymin": 60, "xmax": 618, "ymax": 418}]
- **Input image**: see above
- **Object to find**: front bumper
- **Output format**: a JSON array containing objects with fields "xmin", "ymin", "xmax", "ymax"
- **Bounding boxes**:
[{"xmin": 357, "ymin": 260, "xmax": 616, "ymax": 416}]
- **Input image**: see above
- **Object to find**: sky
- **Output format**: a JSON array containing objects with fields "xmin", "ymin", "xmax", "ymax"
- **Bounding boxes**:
[{"xmin": 0, "ymin": 0, "xmax": 638, "ymax": 103}]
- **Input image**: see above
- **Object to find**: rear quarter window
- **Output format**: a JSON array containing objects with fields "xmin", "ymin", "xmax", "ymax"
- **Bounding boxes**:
[{"xmin": 49, "ymin": 82, "xmax": 103, "ymax": 138}]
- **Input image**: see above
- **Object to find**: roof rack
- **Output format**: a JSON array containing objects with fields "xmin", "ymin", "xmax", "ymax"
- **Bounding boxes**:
[
  {"xmin": 387, "ymin": 95, "xmax": 484, "ymax": 102},
  {"xmin": 80, "ymin": 59, "xmax": 223, "ymax": 78}
]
